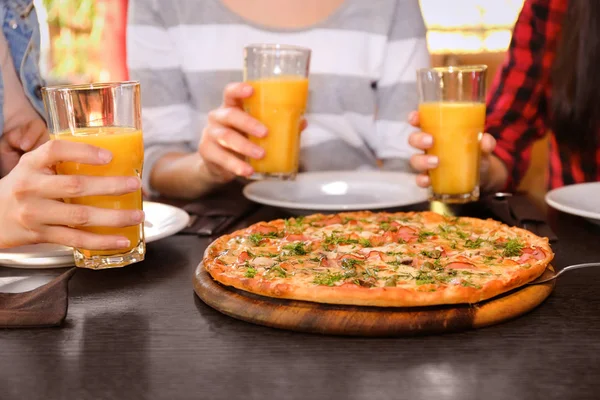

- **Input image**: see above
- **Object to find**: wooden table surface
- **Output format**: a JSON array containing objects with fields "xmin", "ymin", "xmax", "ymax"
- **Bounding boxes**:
[{"xmin": 1, "ymin": 204, "xmax": 599, "ymax": 400}]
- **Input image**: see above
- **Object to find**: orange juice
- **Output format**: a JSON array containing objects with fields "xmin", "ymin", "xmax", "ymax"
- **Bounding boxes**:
[
  {"xmin": 52, "ymin": 126, "xmax": 144, "ymax": 258},
  {"xmin": 419, "ymin": 102, "xmax": 485, "ymax": 196},
  {"xmin": 244, "ymin": 76, "xmax": 309, "ymax": 176}
]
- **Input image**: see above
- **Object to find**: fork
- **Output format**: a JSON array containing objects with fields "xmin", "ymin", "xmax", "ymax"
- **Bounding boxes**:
[{"xmin": 528, "ymin": 263, "xmax": 600, "ymax": 285}]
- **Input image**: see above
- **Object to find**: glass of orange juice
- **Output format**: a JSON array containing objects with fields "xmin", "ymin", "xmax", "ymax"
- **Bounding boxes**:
[
  {"xmin": 41, "ymin": 82, "xmax": 145, "ymax": 269},
  {"xmin": 243, "ymin": 44, "xmax": 311, "ymax": 180},
  {"xmin": 417, "ymin": 65, "xmax": 487, "ymax": 203}
]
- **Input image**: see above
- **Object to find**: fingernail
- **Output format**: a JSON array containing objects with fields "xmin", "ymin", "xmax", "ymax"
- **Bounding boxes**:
[
  {"xmin": 256, "ymin": 125, "xmax": 268, "ymax": 136},
  {"xmin": 422, "ymin": 135, "xmax": 433, "ymax": 147},
  {"xmin": 127, "ymin": 177, "xmax": 141, "ymax": 191},
  {"xmin": 99, "ymin": 149, "xmax": 112, "ymax": 163},
  {"xmin": 240, "ymin": 167, "xmax": 253, "ymax": 177},
  {"xmin": 242, "ymin": 85, "xmax": 253, "ymax": 95},
  {"xmin": 134, "ymin": 210, "xmax": 145, "ymax": 223},
  {"xmin": 253, "ymin": 148, "xmax": 265, "ymax": 158},
  {"xmin": 418, "ymin": 175, "xmax": 431, "ymax": 186},
  {"xmin": 20, "ymin": 138, "xmax": 32, "ymax": 151},
  {"xmin": 117, "ymin": 239, "xmax": 130, "ymax": 248},
  {"xmin": 428, "ymin": 156, "xmax": 439, "ymax": 167}
]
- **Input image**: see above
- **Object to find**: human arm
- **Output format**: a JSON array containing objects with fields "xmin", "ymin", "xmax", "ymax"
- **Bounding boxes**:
[
  {"xmin": 481, "ymin": 0, "xmax": 559, "ymax": 190},
  {"xmin": 127, "ymin": 0, "xmax": 215, "ymax": 199},
  {"xmin": 374, "ymin": 0, "xmax": 430, "ymax": 171}
]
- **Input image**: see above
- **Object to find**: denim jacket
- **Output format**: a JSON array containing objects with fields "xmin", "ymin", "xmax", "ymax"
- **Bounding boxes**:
[{"xmin": 0, "ymin": 0, "xmax": 46, "ymax": 135}]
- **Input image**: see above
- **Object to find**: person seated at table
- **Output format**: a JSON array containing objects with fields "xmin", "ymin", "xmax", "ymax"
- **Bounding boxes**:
[
  {"xmin": 408, "ymin": 0, "xmax": 600, "ymax": 192},
  {"xmin": 127, "ymin": 0, "xmax": 430, "ymax": 199},
  {"xmin": 0, "ymin": 1, "xmax": 143, "ymax": 250}
]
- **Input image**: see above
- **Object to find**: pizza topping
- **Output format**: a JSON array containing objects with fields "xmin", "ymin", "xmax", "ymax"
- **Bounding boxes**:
[
  {"xmin": 359, "ymin": 238, "xmax": 372, "ymax": 247},
  {"xmin": 483, "ymin": 255, "xmax": 498, "ymax": 265},
  {"xmin": 284, "ymin": 234, "xmax": 308, "ymax": 242},
  {"xmin": 368, "ymin": 235, "xmax": 385, "ymax": 246},
  {"xmin": 461, "ymin": 280, "xmax": 481, "ymax": 289},
  {"xmin": 339, "ymin": 257, "xmax": 364, "ymax": 278},
  {"xmin": 437, "ymin": 224, "xmax": 452, "ymax": 238},
  {"xmin": 366, "ymin": 250, "xmax": 384, "ymax": 261},
  {"xmin": 520, "ymin": 247, "xmax": 546, "ymax": 260},
  {"xmin": 386, "ymin": 257, "xmax": 414, "ymax": 268},
  {"xmin": 455, "ymin": 230, "xmax": 469, "ymax": 239},
  {"xmin": 464, "ymin": 237, "xmax": 485, "ymax": 249},
  {"xmin": 312, "ymin": 215, "xmax": 343, "ymax": 227},
  {"xmin": 414, "ymin": 270, "xmax": 435, "ymax": 285},
  {"xmin": 420, "ymin": 249, "xmax": 442, "ymax": 259},
  {"xmin": 445, "ymin": 261, "xmax": 476, "ymax": 271},
  {"xmin": 340, "ymin": 257, "xmax": 365, "ymax": 267},
  {"xmin": 237, "ymin": 251, "xmax": 252, "ymax": 263},
  {"xmin": 397, "ymin": 226, "xmax": 418, "ymax": 242},
  {"xmin": 354, "ymin": 276, "xmax": 378, "ymax": 288},
  {"xmin": 248, "ymin": 224, "xmax": 279, "ymax": 235},
  {"xmin": 322, "ymin": 233, "xmax": 359, "ymax": 249},
  {"xmin": 313, "ymin": 271, "xmax": 343, "ymax": 286},
  {"xmin": 499, "ymin": 258, "xmax": 520, "ymax": 267},
  {"xmin": 282, "ymin": 242, "xmax": 310, "ymax": 256},
  {"xmin": 318, "ymin": 257, "xmax": 331, "ymax": 268},
  {"xmin": 266, "ymin": 264, "xmax": 288, "ymax": 278},
  {"xmin": 384, "ymin": 276, "xmax": 398, "ymax": 287},
  {"xmin": 379, "ymin": 222, "xmax": 393, "ymax": 231},
  {"xmin": 244, "ymin": 265, "xmax": 257, "ymax": 278},
  {"xmin": 252, "ymin": 257, "xmax": 278, "ymax": 267},
  {"xmin": 421, "ymin": 260, "xmax": 443, "ymax": 272},
  {"xmin": 376, "ymin": 214, "xmax": 392, "ymax": 222},
  {"xmin": 417, "ymin": 230, "xmax": 436, "ymax": 243},
  {"xmin": 498, "ymin": 238, "xmax": 524, "ymax": 257},
  {"xmin": 284, "ymin": 216, "xmax": 305, "ymax": 230},
  {"xmin": 248, "ymin": 232, "xmax": 280, "ymax": 246}
]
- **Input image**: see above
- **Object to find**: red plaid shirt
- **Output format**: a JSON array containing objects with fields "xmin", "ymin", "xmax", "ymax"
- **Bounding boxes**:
[{"xmin": 486, "ymin": 0, "xmax": 600, "ymax": 190}]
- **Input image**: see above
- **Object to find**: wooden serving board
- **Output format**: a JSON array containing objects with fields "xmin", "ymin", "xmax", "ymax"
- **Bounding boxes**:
[{"xmin": 193, "ymin": 264, "xmax": 555, "ymax": 336}]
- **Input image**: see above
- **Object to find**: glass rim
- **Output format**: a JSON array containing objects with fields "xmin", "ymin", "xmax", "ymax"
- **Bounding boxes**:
[
  {"xmin": 244, "ymin": 43, "xmax": 311, "ymax": 54},
  {"xmin": 417, "ymin": 65, "xmax": 488, "ymax": 74},
  {"xmin": 41, "ymin": 80, "xmax": 140, "ymax": 93}
]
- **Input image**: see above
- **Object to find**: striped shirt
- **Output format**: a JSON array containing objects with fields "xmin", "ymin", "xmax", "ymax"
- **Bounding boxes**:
[{"xmin": 127, "ymin": 0, "xmax": 429, "ymax": 192}]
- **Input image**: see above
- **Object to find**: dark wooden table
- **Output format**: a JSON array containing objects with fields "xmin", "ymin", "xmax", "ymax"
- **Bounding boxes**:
[{"xmin": 1, "ymin": 205, "xmax": 599, "ymax": 400}]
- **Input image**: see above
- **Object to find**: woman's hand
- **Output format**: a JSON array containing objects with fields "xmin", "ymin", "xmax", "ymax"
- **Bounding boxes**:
[
  {"xmin": 0, "ymin": 140, "xmax": 144, "ymax": 249},
  {"xmin": 198, "ymin": 83, "xmax": 267, "ymax": 183},
  {"xmin": 407, "ymin": 111, "xmax": 498, "ymax": 189},
  {"xmin": 198, "ymin": 82, "xmax": 306, "ymax": 183},
  {"xmin": 0, "ymin": 119, "xmax": 49, "ymax": 176}
]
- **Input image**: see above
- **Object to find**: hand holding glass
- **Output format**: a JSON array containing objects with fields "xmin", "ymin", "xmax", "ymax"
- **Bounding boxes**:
[
  {"xmin": 42, "ymin": 82, "xmax": 145, "ymax": 269},
  {"xmin": 417, "ymin": 65, "xmax": 487, "ymax": 203},
  {"xmin": 243, "ymin": 44, "xmax": 310, "ymax": 180}
]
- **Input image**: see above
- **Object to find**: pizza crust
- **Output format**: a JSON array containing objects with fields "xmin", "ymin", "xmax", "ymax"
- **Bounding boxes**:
[{"xmin": 203, "ymin": 211, "xmax": 554, "ymax": 307}]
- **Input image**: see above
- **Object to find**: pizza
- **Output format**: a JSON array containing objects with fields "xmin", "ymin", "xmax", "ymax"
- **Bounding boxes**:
[{"xmin": 203, "ymin": 211, "xmax": 553, "ymax": 307}]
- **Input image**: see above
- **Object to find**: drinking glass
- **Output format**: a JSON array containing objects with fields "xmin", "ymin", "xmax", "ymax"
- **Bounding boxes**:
[
  {"xmin": 417, "ymin": 65, "xmax": 487, "ymax": 203},
  {"xmin": 243, "ymin": 44, "xmax": 311, "ymax": 180},
  {"xmin": 41, "ymin": 81, "xmax": 145, "ymax": 269}
]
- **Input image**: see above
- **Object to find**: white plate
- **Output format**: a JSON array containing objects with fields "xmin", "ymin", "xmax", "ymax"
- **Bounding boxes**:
[
  {"xmin": 0, "ymin": 201, "xmax": 190, "ymax": 269},
  {"xmin": 243, "ymin": 170, "xmax": 428, "ymax": 215},
  {"xmin": 545, "ymin": 182, "xmax": 600, "ymax": 226}
]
